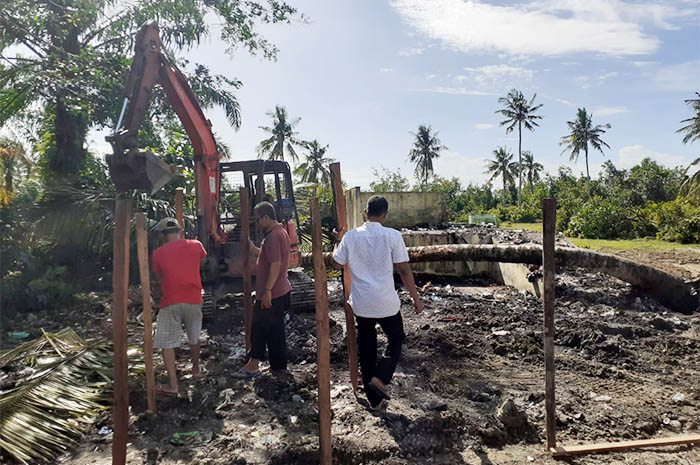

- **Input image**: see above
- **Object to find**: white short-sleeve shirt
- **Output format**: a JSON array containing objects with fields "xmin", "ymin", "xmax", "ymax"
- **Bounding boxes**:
[{"xmin": 332, "ymin": 221, "xmax": 410, "ymax": 318}]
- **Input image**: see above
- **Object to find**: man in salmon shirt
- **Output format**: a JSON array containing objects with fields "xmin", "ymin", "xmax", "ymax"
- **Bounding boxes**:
[
  {"xmin": 151, "ymin": 218, "xmax": 207, "ymax": 396},
  {"xmin": 234, "ymin": 201, "xmax": 292, "ymax": 379}
]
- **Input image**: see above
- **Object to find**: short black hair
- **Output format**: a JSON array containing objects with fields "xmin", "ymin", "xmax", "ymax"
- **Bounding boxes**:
[
  {"xmin": 366, "ymin": 195, "xmax": 389, "ymax": 217},
  {"xmin": 254, "ymin": 201, "xmax": 277, "ymax": 221}
]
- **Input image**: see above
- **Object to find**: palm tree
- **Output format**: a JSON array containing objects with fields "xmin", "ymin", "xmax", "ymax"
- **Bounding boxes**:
[
  {"xmin": 257, "ymin": 106, "xmax": 303, "ymax": 162},
  {"xmin": 678, "ymin": 93, "xmax": 700, "ymax": 199},
  {"xmin": 408, "ymin": 125, "xmax": 447, "ymax": 189},
  {"xmin": 559, "ymin": 108, "xmax": 611, "ymax": 196},
  {"xmin": 0, "ymin": 136, "xmax": 32, "ymax": 195},
  {"xmin": 496, "ymin": 89, "xmax": 543, "ymax": 206},
  {"xmin": 520, "ymin": 150, "xmax": 544, "ymax": 193},
  {"xmin": 485, "ymin": 146, "xmax": 516, "ymax": 205},
  {"xmin": 293, "ymin": 140, "xmax": 335, "ymax": 192}
]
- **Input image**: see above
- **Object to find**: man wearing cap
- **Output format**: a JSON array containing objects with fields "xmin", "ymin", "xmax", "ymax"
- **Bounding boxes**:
[{"xmin": 151, "ymin": 218, "xmax": 207, "ymax": 396}]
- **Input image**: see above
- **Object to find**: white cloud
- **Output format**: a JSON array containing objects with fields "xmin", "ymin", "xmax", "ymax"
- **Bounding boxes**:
[
  {"xmin": 398, "ymin": 47, "xmax": 425, "ymax": 56},
  {"xmin": 475, "ymin": 123, "xmax": 496, "ymax": 130},
  {"xmin": 411, "ymin": 86, "xmax": 496, "ymax": 96},
  {"xmin": 390, "ymin": 0, "xmax": 693, "ymax": 57},
  {"xmin": 575, "ymin": 71, "xmax": 619, "ymax": 89},
  {"xmin": 617, "ymin": 144, "xmax": 689, "ymax": 169},
  {"xmin": 591, "ymin": 106, "xmax": 630, "ymax": 116},
  {"xmin": 425, "ymin": 73, "xmax": 437, "ymax": 80},
  {"xmin": 452, "ymin": 64, "xmax": 535, "ymax": 93},
  {"xmin": 433, "ymin": 149, "xmax": 490, "ymax": 184},
  {"xmin": 651, "ymin": 60, "xmax": 700, "ymax": 92},
  {"xmin": 379, "ymin": 67, "xmax": 393, "ymax": 73}
]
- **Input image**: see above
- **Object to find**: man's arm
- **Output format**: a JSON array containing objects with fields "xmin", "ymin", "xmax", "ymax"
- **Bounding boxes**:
[
  {"xmin": 249, "ymin": 239, "xmax": 260, "ymax": 257},
  {"xmin": 261, "ymin": 261, "xmax": 281, "ymax": 309},
  {"xmin": 331, "ymin": 258, "xmax": 344, "ymax": 271},
  {"xmin": 151, "ymin": 270, "xmax": 163, "ymax": 307},
  {"xmin": 396, "ymin": 262, "xmax": 423, "ymax": 313}
]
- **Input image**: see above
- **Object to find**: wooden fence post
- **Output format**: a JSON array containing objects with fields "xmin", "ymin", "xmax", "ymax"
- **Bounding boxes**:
[
  {"xmin": 175, "ymin": 187, "xmax": 184, "ymax": 238},
  {"xmin": 542, "ymin": 198, "xmax": 557, "ymax": 451},
  {"xmin": 329, "ymin": 162, "xmax": 359, "ymax": 394},
  {"xmin": 112, "ymin": 195, "xmax": 131, "ymax": 465},
  {"xmin": 135, "ymin": 213, "xmax": 156, "ymax": 413},
  {"xmin": 240, "ymin": 188, "xmax": 253, "ymax": 351},
  {"xmin": 311, "ymin": 197, "xmax": 332, "ymax": 465}
]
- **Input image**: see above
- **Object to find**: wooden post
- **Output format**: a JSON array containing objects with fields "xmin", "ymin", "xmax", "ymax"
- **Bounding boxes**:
[
  {"xmin": 329, "ymin": 162, "xmax": 359, "ymax": 394},
  {"xmin": 175, "ymin": 187, "xmax": 184, "ymax": 238},
  {"xmin": 311, "ymin": 197, "xmax": 332, "ymax": 465},
  {"xmin": 542, "ymin": 198, "xmax": 557, "ymax": 450},
  {"xmin": 112, "ymin": 195, "xmax": 131, "ymax": 465},
  {"xmin": 240, "ymin": 188, "xmax": 253, "ymax": 351},
  {"xmin": 135, "ymin": 213, "xmax": 156, "ymax": 413}
]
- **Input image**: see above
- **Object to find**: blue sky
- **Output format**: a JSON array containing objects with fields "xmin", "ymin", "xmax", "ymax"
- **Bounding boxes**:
[{"xmin": 95, "ymin": 0, "xmax": 700, "ymax": 189}]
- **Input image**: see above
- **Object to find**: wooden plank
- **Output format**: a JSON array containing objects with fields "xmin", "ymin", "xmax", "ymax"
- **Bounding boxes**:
[
  {"xmin": 551, "ymin": 434, "xmax": 700, "ymax": 456},
  {"xmin": 135, "ymin": 213, "xmax": 156, "ymax": 413},
  {"xmin": 311, "ymin": 197, "xmax": 332, "ymax": 465},
  {"xmin": 175, "ymin": 187, "xmax": 184, "ymax": 238},
  {"xmin": 329, "ymin": 162, "xmax": 359, "ymax": 394},
  {"xmin": 240, "ymin": 187, "xmax": 253, "ymax": 351},
  {"xmin": 111, "ymin": 196, "xmax": 131, "ymax": 465},
  {"xmin": 542, "ymin": 198, "xmax": 557, "ymax": 450}
]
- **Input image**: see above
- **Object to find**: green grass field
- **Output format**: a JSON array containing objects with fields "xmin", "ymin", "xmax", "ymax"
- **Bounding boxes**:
[{"xmin": 501, "ymin": 222, "xmax": 699, "ymax": 251}]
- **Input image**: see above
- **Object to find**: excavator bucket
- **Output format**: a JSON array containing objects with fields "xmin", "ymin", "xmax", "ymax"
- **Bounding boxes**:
[{"xmin": 106, "ymin": 150, "xmax": 178, "ymax": 194}]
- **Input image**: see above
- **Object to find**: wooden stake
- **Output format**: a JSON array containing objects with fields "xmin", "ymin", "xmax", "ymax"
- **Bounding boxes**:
[
  {"xmin": 112, "ymin": 196, "xmax": 131, "ymax": 465},
  {"xmin": 329, "ymin": 162, "xmax": 359, "ymax": 394},
  {"xmin": 135, "ymin": 213, "xmax": 156, "ymax": 413},
  {"xmin": 552, "ymin": 434, "xmax": 700, "ymax": 456},
  {"xmin": 240, "ymin": 187, "xmax": 253, "ymax": 351},
  {"xmin": 175, "ymin": 187, "xmax": 184, "ymax": 238},
  {"xmin": 542, "ymin": 198, "xmax": 557, "ymax": 451},
  {"xmin": 311, "ymin": 197, "xmax": 332, "ymax": 465}
]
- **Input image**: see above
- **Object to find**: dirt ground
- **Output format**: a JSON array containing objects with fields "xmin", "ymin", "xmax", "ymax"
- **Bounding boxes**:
[
  {"xmin": 3, "ymin": 248, "xmax": 700, "ymax": 465},
  {"xmin": 611, "ymin": 247, "xmax": 700, "ymax": 282}
]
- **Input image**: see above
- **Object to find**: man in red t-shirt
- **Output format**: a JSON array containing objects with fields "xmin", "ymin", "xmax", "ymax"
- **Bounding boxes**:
[
  {"xmin": 234, "ymin": 201, "xmax": 292, "ymax": 379},
  {"xmin": 151, "ymin": 218, "xmax": 207, "ymax": 396}
]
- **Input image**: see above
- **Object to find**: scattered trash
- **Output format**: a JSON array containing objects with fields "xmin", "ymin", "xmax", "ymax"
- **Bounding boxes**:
[
  {"xmin": 589, "ymin": 392, "xmax": 612, "ymax": 402},
  {"xmin": 250, "ymin": 431, "xmax": 260, "ymax": 438},
  {"xmin": 421, "ymin": 282, "xmax": 432, "ymax": 292},
  {"xmin": 672, "ymin": 392, "xmax": 686, "ymax": 403},
  {"xmin": 527, "ymin": 456, "xmax": 535, "ymax": 462},
  {"xmin": 491, "ymin": 329, "xmax": 510, "ymax": 336},
  {"xmin": 98, "ymin": 427, "xmax": 112, "ymax": 435},
  {"xmin": 8, "ymin": 331, "xmax": 30, "ymax": 341},
  {"xmin": 170, "ymin": 431, "xmax": 213, "ymax": 446},
  {"xmin": 289, "ymin": 415, "xmax": 298, "ymax": 424},
  {"xmin": 216, "ymin": 388, "xmax": 236, "ymax": 411},
  {"xmin": 425, "ymin": 400, "xmax": 448, "ymax": 412},
  {"xmin": 292, "ymin": 394, "xmax": 304, "ymax": 403},
  {"xmin": 430, "ymin": 296, "xmax": 442, "ymax": 302}
]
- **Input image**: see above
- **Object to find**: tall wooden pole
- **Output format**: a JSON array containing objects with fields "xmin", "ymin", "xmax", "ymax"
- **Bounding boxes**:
[
  {"xmin": 311, "ymin": 197, "xmax": 332, "ymax": 465},
  {"xmin": 135, "ymin": 213, "xmax": 156, "ymax": 413},
  {"xmin": 329, "ymin": 162, "xmax": 359, "ymax": 394},
  {"xmin": 240, "ymin": 188, "xmax": 253, "ymax": 351},
  {"xmin": 542, "ymin": 198, "xmax": 557, "ymax": 451},
  {"xmin": 175, "ymin": 187, "xmax": 184, "ymax": 238},
  {"xmin": 112, "ymin": 195, "xmax": 131, "ymax": 465}
]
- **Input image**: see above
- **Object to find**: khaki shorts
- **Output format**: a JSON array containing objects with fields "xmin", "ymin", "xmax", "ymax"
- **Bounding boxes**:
[{"xmin": 154, "ymin": 303, "xmax": 202, "ymax": 349}]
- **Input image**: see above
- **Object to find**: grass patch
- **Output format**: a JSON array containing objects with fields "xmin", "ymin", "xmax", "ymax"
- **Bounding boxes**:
[{"xmin": 501, "ymin": 222, "xmax": 699, "ymax": 251}]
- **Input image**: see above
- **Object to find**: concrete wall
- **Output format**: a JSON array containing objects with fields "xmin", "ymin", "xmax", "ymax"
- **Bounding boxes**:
[{"xmin": 345, "ymin": 188, "xmax": 446, "ymax": 230}]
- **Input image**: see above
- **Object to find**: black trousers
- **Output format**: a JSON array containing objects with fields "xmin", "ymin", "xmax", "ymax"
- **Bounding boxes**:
[
  {"xmin": 249, "ymin": 292, "xmax": 290, "ymax": 370},
  {"xmin": 356, "ymin": 311, "xmax": 405, "ymax": 407}
]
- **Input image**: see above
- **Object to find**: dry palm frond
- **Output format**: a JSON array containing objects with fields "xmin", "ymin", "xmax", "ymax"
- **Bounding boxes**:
[{"xmin": 0, "ymin": 329, "xmax": 142, "ymax": 464}]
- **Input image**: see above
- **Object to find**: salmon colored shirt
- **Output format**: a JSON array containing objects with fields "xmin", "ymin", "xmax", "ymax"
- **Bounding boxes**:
[
  {"xmin": 256, "ymin": 224, "xmax": 292, "ymax": 299},
  {"xmin": 152, "ymin": 239, "xmax": 207, "ymax": 308}
]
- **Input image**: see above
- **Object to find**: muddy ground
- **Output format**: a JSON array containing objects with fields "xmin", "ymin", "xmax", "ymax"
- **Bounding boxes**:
[{"xmin": 3, "ymin": 252, "xmax": 700, "ymax": 465}]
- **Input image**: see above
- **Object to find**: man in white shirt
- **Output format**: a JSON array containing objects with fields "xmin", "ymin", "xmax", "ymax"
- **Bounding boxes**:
[{"xmin": 332, "ymin": 195, "xmax": 423, "ymax": 410}]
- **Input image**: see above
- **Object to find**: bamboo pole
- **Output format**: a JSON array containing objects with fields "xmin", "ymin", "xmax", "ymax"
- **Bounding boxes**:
[
  {"xmin": 175, "ymin": 187, "xmax": 184, "ymax": 238},
  {"xmin": 311, "ymin": 197, "xmax": 332, "ymax": 465},
  {"xmin": 552, "ymin": 434, "xmax": 700, "ymax": 456},
  {"xmin": 135, "ymin": 213, "xmax": 156, "ymax": 413},
  {"xmin": 542, "ymin": 198, "xmax": 556, "ymax": 450},
  {"xmin": 240, "ymin": 187, "xmax": 253, "ymax": 351},
  {"xmin": 329, "ymin": 162, "xmax": 359, "ymax": 394},
  {"xmin": 111, "ymin": 196, "xmax": 131, "ymax": 465}
]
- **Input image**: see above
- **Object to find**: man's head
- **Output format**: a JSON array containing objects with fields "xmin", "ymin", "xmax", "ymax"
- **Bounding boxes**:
[
  {"xmin": 156, "ymin": 217, "xmax": 181, "ymax": 242},
  {"xmin": 365, "ymin": 195, "xmax": 389, "ymax": 223},
  {"xmin": 254, "ymin": 201, "xmax": 278, "ymax": 230}
]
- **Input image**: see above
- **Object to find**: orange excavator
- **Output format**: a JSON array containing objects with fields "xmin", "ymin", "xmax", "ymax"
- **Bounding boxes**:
[{"xmin": 106, "ymin": 23, "xmax": 314, "ymax": 316}]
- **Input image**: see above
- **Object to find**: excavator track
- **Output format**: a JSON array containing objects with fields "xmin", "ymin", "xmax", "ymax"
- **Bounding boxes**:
[
  {"xmin": 202, "ymin": 290, "xmax": 215, "ymax": 320},
  {"xmin": 288, "ymin": 269, "xmax": 316, "ymax": 312}
]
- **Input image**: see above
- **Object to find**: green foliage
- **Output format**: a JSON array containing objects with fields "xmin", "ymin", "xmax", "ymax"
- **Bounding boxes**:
[
  {"xmin": 647, "ymin": 198, "xmax": 700, "ymax": 243},
  {"xmin": 677, "ymin": 92, "xmax": 700, "ymax": 145},
  {"xmin": 370, "ymin": 166, "xmax": 410, "ymax": 192},
  {"xmin": 257, "ymin": 105, "xmax": 304, "ymax": 162},
  {"xmin": 565, "ymin": 196, "xmax": 652, "ymax": 240},
  {"xmin": 294, "ymin": 140, "xmax": 335, "ymax": 189},
  {"xmin": 417, "ymin": 175, "xmax": 462, "ymax": 218},
  {"xmin": 407, "ymin": 124, "xmax": 446, "ymax": 188},
  {"xmin": 26, "ymin": 266, "xmax": 73, "ymax": 310}
]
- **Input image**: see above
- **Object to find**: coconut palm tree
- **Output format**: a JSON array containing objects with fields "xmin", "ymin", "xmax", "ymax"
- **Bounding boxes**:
[
  {"xmin": 0, "ymin": 136, "xmax": 32, "ymax": 195},
  {"xmin": 559, "ymin": 108, "xmax": 610, "ymax": 197},
  {"xmin": 520, "ymin": 150, "xmax": 544, "ymax": 193},
  {"xmin": 496, "ymin": 89, "xmax": 543, "ymax": 206},
  {"xmin": 485, "ymin": 146, "xmax": 516, "ymax": 205},
  {"xmin": 408, "ymin": 125, "xmax": 447, "ymax": 189},
  {"xmin": 294, "ymin": 140, "xmax": 335, "ymax": 192},
  {"xmin": 257, "ymin": 106, "xmax": 303, "ymax": 162},
  {"xmin": 678, "ymin": 93, "xmax": 700, "ymax": 199}
]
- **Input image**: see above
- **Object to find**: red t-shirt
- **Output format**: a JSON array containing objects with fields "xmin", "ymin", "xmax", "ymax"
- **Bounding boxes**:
[
  {"xmin": 152, "ymin": 239, "xmax": 207, "ymax": 308},
  {"xmin": 256, "ymin": 225, "xmax": 292, "ymax": 299}
]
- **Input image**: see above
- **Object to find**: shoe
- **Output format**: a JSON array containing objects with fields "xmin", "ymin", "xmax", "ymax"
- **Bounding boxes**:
[
  {"xmin": 368, "ymin": 379, "xmax": 391, "ymax": 400},
  {"xmin": 232, "ymin": 368, "xmax": 261, "ymax": 380},
  {"xmin": 370, "ymin": 399, "xmax": 389, "ymax": 411}
]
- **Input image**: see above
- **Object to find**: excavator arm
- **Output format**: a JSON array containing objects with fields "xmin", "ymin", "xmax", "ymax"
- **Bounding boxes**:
[{"xmin": 106, "ymin": 23, "xmax": 224, "ymax": 247}]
